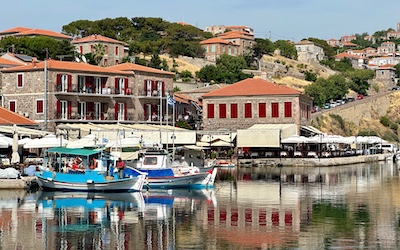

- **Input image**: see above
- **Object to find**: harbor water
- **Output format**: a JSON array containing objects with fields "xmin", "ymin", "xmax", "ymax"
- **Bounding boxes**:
[{"xmin": 1, "ymin": 161, "xmax": 400, "ymax": 249}]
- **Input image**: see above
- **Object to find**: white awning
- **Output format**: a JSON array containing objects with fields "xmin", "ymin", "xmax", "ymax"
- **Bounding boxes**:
[
  {"xmin": 237, "ymin": 124, "xmax": 297, "ymax": 148},
  {"xmin": 0, "ymin": 125, "xmax": 50, "ymax": 136}
]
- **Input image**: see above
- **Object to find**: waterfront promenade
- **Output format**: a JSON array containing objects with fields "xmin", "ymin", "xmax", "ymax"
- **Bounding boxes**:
[{"xmin": 237, "ymin": 153, "xmax": 392, "ymax": 167}]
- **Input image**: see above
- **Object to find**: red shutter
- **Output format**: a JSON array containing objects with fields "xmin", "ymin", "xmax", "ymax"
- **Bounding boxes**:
[
  {"xmin": 115, "ymin": 78, "xmax": 119, "ymax": 93},
  {"xmin": 56, "ymin": 74, "xmax": 61, "ymax": 90},
  {"xmin": 284, "ymin": 102, "xmax": 292, "ymax": 117},
  {"xmin": 151, "ymin": 80, "xmax": 156, "ymax": 91},
  {"xmin": 272, "ymin": 103, "xmax": 279, "ymax": 117},
  {"xmin": 17, "ymin": 74, "xmax": 23, "ymax": 87},
  {"xmin": 56, "ymin": 100, "xmax": 61, "ymax": 113},
  {"xmin": 162, "ymin": 82, "xmax": 165, "ymax": 97},
  {"xmin": 68, "ymin": 101, "xmax": 72, "ymax": 118},
  {"xmin": 219, "ymin": 104, "xmax": 226, "ymax": 118},
  {"xmin": 207, "ymin": 104, "xmax": 214, "ymax": 118},
  {"xmin": 114, "ymin": 103, "xmax": 118, "ymax": 120},
  {"xmin": 101, "ymin": 77, "xmax": 107, "ymax": 88},
  {"xmin": 9, "ymin": 101, "xmax": 16, "ymax": 112},
  {"xmin": 259, "ymin": 103, "xmax": 266, "ymax": 118},
  {"xmin": 124, "ymin": 78, "xmax": 128, "ymax": 94},
  {"xmin": 67, "ymin": 75, "xmax": 72, "ymax": 92},
  {"xmin": 144, "ymin": 80, "xmax": 147, "ymax": 94},
  {"xmin": 244, "ymin": 103, "xmax": 252, "ymax": 118},
  {"xmin": 230, "ymin": 103, "xmax": 237, "ymax": 118}
]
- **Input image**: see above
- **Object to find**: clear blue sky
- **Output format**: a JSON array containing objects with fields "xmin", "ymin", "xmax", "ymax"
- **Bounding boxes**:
[{"xmin": 3, "ymin": 0, "xmax": 400, "ymax": 41}]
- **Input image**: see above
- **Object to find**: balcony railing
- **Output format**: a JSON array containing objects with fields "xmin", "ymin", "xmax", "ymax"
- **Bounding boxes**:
[
  {"xmin": 54, "ymin": 85, "xmax": 133, "ymax": 96},
  {"xmin": 137, "ymin": 90, "xmax": 166, "ymax": 97}
]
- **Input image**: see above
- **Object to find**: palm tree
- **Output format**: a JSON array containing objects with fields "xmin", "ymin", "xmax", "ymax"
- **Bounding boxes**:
[{"xmin": 92, "ymin": 43, "xmax": 106, "ymax": 65}]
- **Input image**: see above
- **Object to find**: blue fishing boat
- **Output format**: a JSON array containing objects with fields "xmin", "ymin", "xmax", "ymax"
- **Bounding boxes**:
[{"xmin": 35, "ymin": 147, "xmax": 146, "ymax": 192}]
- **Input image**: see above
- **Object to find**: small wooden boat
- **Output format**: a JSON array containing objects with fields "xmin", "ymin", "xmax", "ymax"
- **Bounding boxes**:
[{"xmin": 35, "ymin": 147, "xmax": 146, "ymax": 192}]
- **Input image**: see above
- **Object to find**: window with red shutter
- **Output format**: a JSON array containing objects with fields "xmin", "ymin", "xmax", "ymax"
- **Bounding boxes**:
[
  {"xmin": 115, "ymin": 46, "xmax": 119, "ymax": 55},
  {"xmin": 9, "ymin": 101, "xmax": 16, "ymax": 112},
  {"xmin": 244, "ymin": 103, "xmax": 252, "ymax": 118},
  {"xmin": 231, "ymin": 103, "xmax": 238, "ymax": 118},
  {"xmin": 80, "ymin": 46, "xmax": 83, "ymax": 54},
  {"xmin": 259, "ymin": 103, "xmax": 266, "ymax": 118},
  {"xmin": 36, "ymin": 100, "xmax": 44, "ymax": 113},
  {"xmin": 207, "ymin": 104, "xmax": 214, "ymax": 118},
  {"xmin": 284, "ymin": 102, "xmax": 292, "ymax": 117},
  {"xmin": 17, "ymin": 74, "xmax": 23, "ymax": 87},
  {"xmin": 272, "ymin": 103, "xmax": 279, "ymax": 118},
  {"xmin": 219, "ymin": 104, "xmax": 226, "ymax": 118}
]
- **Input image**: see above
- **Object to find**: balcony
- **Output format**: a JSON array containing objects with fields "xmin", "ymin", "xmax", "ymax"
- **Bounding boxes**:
[
  {"xmin": 54, "ymin": 84, "xmax": 133, "ymax": 97},
  {"xmin": 137, "ymin": 90, "xmax": 166, "ymax": 98}
]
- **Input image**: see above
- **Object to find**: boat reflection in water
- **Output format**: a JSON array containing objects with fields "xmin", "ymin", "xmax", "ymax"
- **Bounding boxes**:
[{"xmin": 34, "ymin": 189, "xmax": 216, "ymax": 249}]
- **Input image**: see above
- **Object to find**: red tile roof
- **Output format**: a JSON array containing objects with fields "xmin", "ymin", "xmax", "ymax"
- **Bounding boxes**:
[
  {"xmin": 0, "ymin": 58, "xmax": 24, "ymax": 67},
  {"xmin": 108, "ymin": 63, "xmax": 175, "ymax": 76},
  {"xmin": 200, "ymin": 37, "xmax": 236, "ymax": 45},
  {"xmin": 173, "ymin": 93, "xmax": 193, "ymax": 104},
  {"xmin": 202, "ymin": 78, "xmax": 301, "ymax": 97},
  {"xmin": 218, "ymin": 31, "xmax": 254, "ymax": 39},
  {"xmin": 0, "ymin": 107, "xmax": 37, "ymax": 125},
  {"xmin": 71, "ymin": 34, "xmax": 128, "ymax": 46},
  {"xmin": 13, "ymin": 28, "xmax": 72, "ymax": 40},
  {"xmin": 1, "ymin": 60, "xmax": 131, "ymax": 75},
  {"xmin": 0, "ymin": 26, "xmax": 32, "ymax": 35}
]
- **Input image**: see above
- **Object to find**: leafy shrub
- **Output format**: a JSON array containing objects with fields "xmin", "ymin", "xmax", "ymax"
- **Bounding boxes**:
[
  {"xmin": 358, "ymin": 130, "xmax": 378, "ymax": 136},
  {"xmin": 380, "ymin": 116, "xmax": 391, "ymax": 127}
]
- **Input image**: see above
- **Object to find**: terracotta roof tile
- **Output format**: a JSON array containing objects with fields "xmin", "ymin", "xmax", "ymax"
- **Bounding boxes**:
[
  {"xmin": 14, "ymin": 29, "xmax": 72, "ymax": 40},
  {"xmin": 0, "ymin": 58, "xmax": 24, "ymax": 66},
  {"xmin": 108, "ymin": 63, "xmax": 175, "ymax": 75},
  {"xmin": 71, "ymin": 34, "xmax": 128, "ymax": 46},
  {"xmin": 0, "ymin": 107, "xmax": 37, "ymax": 125},
  {"xmin": 202, "ymin": 78, "xmax": 301, "ymax": 97},
  {"xmin": 0, "ymin": 26, "xmax": 31, "ymax": 35},
  {"xmin": 1, "ymin": 60, "xmax": 131, "ymax": 75},
  {"xmin": 200, "ymin": 37, "xmax": 236, "ymax": 45}
]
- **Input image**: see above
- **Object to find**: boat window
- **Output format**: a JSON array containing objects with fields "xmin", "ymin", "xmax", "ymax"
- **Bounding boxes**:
[{"xmin": 144, "ymin": 157, "xmax": 157, "ymax": 165}]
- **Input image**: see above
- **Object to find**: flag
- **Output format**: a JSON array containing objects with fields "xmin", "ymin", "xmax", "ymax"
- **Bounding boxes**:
[{"xmin": 167, "ymin": 96, "xmax": 176, "ymax": 106}]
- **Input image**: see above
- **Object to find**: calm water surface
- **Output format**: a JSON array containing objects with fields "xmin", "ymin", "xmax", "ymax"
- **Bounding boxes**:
[{"xmin": 1, "ymin": 161, "xmax": 400, "ymax": 249}]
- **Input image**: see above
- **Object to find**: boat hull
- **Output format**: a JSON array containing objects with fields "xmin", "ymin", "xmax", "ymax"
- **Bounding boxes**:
[
  {"xmin": 35, "ymin": 170, "xmax": 146, "ymax": 192},
  {"xmin": 126, "ymin": 167, "xmax": 218, "ymax": 189}
]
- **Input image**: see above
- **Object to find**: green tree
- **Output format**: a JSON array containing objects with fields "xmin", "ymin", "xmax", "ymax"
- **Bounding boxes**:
[
  {"xmin": 274, "ymin": 40, "xmax": 297, "ymax": 59},
  {"xmin": 346, "ymin": 69, "xmax": 374, "ymax": 95},
  {"xmin": 307, "ymin": 37, "xmax": 335, "ymax": 58},
  {"xmin": 91, "ymin": 43, "xmax": 106, "ymax": 65},
  {"xmin": 249, "ymin": 38, "xmax": 275, "ymax": 69},
  {"xmin": 149, "ymin": 52, "xmax": 162, "ymax": 69}
]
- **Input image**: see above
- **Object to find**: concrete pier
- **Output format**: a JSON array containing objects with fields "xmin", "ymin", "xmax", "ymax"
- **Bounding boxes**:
[{"xmin": 0, "ymin": 176, "xmax": 37, "ymax": 189}]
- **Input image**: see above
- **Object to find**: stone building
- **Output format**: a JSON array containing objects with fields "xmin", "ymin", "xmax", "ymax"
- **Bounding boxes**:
[
  {"xmin": 201, "ymin": 78, "xmax": 313, "ymax": 132},
  {"xmin": 294, "ymin": 40, "xmax": 325, "ymax": 63},
  {"xmin": 200, "ymin": 38, "xmax": 240, "ymax": 61},
  {"xmin": 71, "ymin": 34, "xmax": 129, "ymax": 66},
  {"xmin": 0, "ymin": 60, "xmax": 174, "ymax": 131}
]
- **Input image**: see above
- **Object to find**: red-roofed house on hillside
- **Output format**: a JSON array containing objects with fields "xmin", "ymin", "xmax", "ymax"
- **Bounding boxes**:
[
  {"xmin": 71, "ymin": 34, "xmax": 129, "ymax": 66},
  {"xmin": 200, "ymin": 38, "xmax": 240, "ymax": 61},
  {"xmin": 0, "ymin": 60, "xmax": 174, "ymax": 131},
  {"xmin": 0, "ymin": 26, "xmax": 72, "ymax": 41},
  {"xmin": 201, "ymin": 78, "xmax": 312, "ymax": 131}
]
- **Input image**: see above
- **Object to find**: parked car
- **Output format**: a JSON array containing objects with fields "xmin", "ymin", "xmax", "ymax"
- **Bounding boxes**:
[
  {"xmin": 347, "ymin": 96, "xmax": 355, "ymax": 102},
  {"xmin": 323, "ymin": 103, "xmax": 331, "ymax": 109},
  {"xmin": 356, "ymin": 94, "xmax": 363, "ymax": 100},
  {"xmin": 392, "ymin": 86, "xmax": 400, "ymax": 91}
]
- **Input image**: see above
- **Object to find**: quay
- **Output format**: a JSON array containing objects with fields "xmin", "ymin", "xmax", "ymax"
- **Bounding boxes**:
[
  {"xmin": 0, "ymin": 176, "xmax": 37, "ymax": 189},
  {"xmin": 237, "ymin": 153, "xmax": 393, "ymax": 167}
]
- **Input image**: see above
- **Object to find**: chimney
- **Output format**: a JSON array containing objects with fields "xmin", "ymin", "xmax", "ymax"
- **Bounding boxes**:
[{"xmin": 261, "ymin": 72, "xmax": 267, "ymax": 80}]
